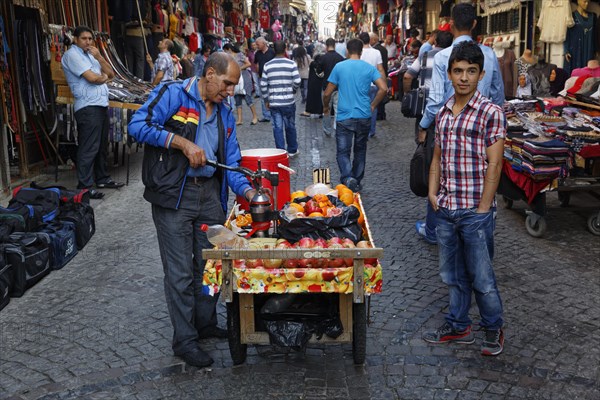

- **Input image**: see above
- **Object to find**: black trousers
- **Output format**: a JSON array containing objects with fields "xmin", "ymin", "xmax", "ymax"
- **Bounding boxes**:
[{"xmin": 75, "ymin": 106, "xmax": 110, "ymax": 188}]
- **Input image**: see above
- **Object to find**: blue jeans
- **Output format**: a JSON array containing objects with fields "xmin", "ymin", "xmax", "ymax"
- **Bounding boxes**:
[
  {"xmin": 436, "ymin": 207, "xmax": 503, "ymax": 331},
  {"xmin": 335, "ymin": 118, "xmax": 370, "ymax": 184},
  {"xmin": 368, "ymin": 85, "xmax": 377, "ymax": 136},
  {"xmin": 270, "ymin": 104, "xmax": 298, "ymax": 153},
  {"xmin": 260, "ymin": 96, "xmax": 271, "ymax": 121},
  {"xmin": 151, "ymin": 178, "xmax": 225, "ymax": 355}
]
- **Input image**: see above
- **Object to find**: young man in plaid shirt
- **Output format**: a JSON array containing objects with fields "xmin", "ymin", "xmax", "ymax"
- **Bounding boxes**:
[{"xmin": 423, "ymin": 42, "xmax": 506, "ymax": 356}]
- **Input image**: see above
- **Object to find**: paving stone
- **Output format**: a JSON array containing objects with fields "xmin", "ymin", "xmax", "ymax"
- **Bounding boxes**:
[{"xmin": 0, "ymin": 100, "xmax": 598, "ymax": 399}]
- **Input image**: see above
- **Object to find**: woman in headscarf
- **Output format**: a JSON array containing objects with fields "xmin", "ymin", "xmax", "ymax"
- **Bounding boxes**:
[
  {"xmin": 303, "ymin": 54, "xmax": 324, "ymax": 117},
  {"xmin": 224, "ymin": 43, "xmax": 259, "ymax": 125},
  {"xmin": 549, "ymin": 68, "xmax": 569, "ymax": 97},
  {"xmin": 516, "ymin": 73, "xmax": 532, "ymax": 98}
]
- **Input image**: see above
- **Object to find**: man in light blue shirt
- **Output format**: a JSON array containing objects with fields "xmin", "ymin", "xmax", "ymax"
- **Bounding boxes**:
[
  {"xmin": 414, "ymin": 3, "xmax": 504, "ymax": 245},
  {"xmin": 323, "ymin": 39, "xmax": 387, "ymax": 192},
  {"xmin": 62, "ymin": 26, "xmax": 123, "ymax": 198}
]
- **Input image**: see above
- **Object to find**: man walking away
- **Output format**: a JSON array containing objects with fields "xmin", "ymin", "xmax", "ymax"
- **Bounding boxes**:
[
  {"xmin": 423, "ymin": 42, "xmax": 506, "ymax": 356},
  {"xmin": 371, "ymin": 33, "xmax": 389, "ymax": 121},
  {"xmin": 358, "ymin": 32, "xmax": 386, "ymax": 138},
  {"xmin": 323, "ymin": 39, "xmax": 387, "ymax": 192},
  {"xmin": 261, "ymin": 40, "xmax": 301, "ymax": 157},
  {"xmin": 320, "ymin": 38, "xmax": 344, "ymax": 137}
]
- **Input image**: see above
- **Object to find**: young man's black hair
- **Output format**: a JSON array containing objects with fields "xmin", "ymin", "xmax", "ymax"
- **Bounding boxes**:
[
  {"xmin": 325, "ymin": 37, "xmax": 336, "ymax": 48},
  {"xmin": 358, "ymin": 32, "xmax": 370, "ymax": 45},
  {"xmin": 273, "ymin": 40, "xmax": 286, "ymax": 55},
  {"xmin": 435, "ymin": 31, "xmax": 454, "ymax": 49},
  {"xmin": 346, "ymin": 39, "xmax": 363, "ymax": 56},
  {"xmin": 447, "ymin": 41, "xmax": 484, "ymax": 73},
  {"xmin": 451, "ymin": 2, "xmax": 477, "ymax": 32}
]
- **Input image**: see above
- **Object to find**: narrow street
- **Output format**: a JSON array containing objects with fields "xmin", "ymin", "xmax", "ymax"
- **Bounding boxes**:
[{"xmin": 1, "ymin": 100, "xmax": 598, "ymax": 399}]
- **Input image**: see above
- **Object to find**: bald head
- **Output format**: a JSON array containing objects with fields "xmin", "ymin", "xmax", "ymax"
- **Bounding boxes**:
[{"xmin": 369, "ymin": 32, "xmax": 380, "ymax": 46}]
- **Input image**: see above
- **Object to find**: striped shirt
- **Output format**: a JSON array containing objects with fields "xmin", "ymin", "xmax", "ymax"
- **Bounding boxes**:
[
  {"xmin": 260, "ymin": 57, "xmax": 301, "ymax": 107},
  {"xmin": 435, "ymin": 91, "xmax": 506, "ymax": 210}
]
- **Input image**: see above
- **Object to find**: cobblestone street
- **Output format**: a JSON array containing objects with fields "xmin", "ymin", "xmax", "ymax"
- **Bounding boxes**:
[{"xmin": 1, "ymin": 100, "xmax": 599, "ymax": 400}]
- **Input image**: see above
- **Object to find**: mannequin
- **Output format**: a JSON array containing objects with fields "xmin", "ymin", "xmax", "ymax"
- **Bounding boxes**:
[
  {"xmin": 529, "ymin": 51, "xmax": 556, "ymax": 97},
  {"xmin": 516, "ymin": 49, "xmax": 537, "ymax": 76},
  {"xmin": 564, "ymin": 0, "xmax": 597, "ymax": 74},
  {"xmin": 571, "ymin": 59, "xmax": 600, "ymax": 77},
  {"xmin": 495, "ymin": 39, "xmax": 516, "ymax": 97}
]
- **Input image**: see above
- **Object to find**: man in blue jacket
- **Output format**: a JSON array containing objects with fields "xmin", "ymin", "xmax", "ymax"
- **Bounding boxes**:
[{"xmin": 128, "ymin": 53, "xmax": 256, "ymax": 368}]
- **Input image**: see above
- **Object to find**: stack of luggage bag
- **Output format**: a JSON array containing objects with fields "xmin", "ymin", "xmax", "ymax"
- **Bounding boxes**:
[{"xmin": 0, "ymin": 183, "xmax": 95, "ymax": 311}]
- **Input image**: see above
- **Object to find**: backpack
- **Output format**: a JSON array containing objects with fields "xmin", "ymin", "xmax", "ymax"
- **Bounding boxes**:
[
  {"xmin": 38, "ymin": 221, "xmax": 78, "ymax": 270},
  {"xmin": 29, "ymin": 182, "xmax": 90, "ymax": 205},
  {"xmin": 9, "ymin": 187, "xmax": 60, "ymax": 224},
  {"xmin": 57, "ymin": 202, "xmax": 95, "ymax": 250},
  {"xmin": 3, "ymin": 232, "xmax": 52, "ymax": 297}
]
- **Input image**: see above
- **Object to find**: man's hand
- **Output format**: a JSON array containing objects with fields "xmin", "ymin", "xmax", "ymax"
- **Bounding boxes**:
[
  {"xmin": 245, "ymin": 189, "xmax": 258, "ymax": 202},
  {"xmin": 265, "ymin": 101, "xmax": 270, "ymax": 110},
  {"xmin": 428, "ymin": 193, "xmax": 439, "ymax": 212},
  {"xmin": 418, "ymin": 129, "xmax": 427, "ymax": 143},
  {"xmin": 182, "ymin": 142, "xmax": 207, "ymax": 168},
  {"xmin": 87, "ymin": 46, "xmax": 101, "ymax": 59},
  {"xmin": 565, "ymin": 53, "xmax": 571, "ymax": 62},
  {"xmin": 146, "ymin": 54, "xmax": 153, "ymax": 66}
]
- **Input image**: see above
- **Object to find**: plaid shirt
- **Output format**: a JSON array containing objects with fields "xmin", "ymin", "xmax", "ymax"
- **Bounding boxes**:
[{"xmin": 435, "ymin": 91, "xmax": 507, "ymax": 210}]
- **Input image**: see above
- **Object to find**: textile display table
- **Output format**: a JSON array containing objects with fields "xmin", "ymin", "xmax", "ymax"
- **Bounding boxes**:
[{"xmin": 499, "ymin": 108, "xmax": 600, "ymax": 237}]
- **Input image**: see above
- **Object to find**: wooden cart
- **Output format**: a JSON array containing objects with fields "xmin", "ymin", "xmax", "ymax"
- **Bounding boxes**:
[{"xmin": 202, "ymin": 196, "xmax": 383, "ymax": 365}]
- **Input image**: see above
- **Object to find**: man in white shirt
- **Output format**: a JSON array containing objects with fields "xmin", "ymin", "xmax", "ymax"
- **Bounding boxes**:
[
  {"xmin": 359, "ymin": 32, "xmax": 386, "ymax": 138},
  {"xmin": 384, "ymin": 35, "xmax": 397, "ymax": 59}
]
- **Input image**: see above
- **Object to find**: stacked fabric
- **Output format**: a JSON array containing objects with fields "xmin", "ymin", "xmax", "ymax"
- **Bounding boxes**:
[{"xmin": 504, "ymin": 135, "xmax": 571, "ymax": 181}]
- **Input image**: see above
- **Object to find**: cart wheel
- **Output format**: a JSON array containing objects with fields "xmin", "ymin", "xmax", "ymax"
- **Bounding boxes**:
[
  {"xmin": 227, "ymin": 293, "xmax": 247, "ymax": 365},
  {"xmin": 558, "ymin": 192, "xmax": 570, "ymax": 207},
  {"xmin": 352, "ymin": 302, "xmax": 367, "ymax": 365},
  {"xmin": 525, "ymin": 214, "xmax": 547, "ymax": 238},
  {"xmin": 588, "ymin": 215, "xmax": 600, "ymax": 236},
  {"xmin": 502, "ymin": 196, "xmax": 513, "ymax": 210}
]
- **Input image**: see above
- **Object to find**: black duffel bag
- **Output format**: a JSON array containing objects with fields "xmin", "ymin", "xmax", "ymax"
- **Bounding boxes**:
[
  {"xmin": 0, "ymin": 204, "xmax": 42, "ymax": 234},
  {"xmin": 29, "ymin": 182, "xmax": 90, "ymax": 205},
  {"xmin": 38, "ymin": 221, "xmax": 78, "ymax": 270},
  {"xmin": 9, "ymin": 187, "xmax": 60, "ymax": 224},
  {"xmin": 57, "ymin": 202, "xmax": 95, "ymax": 250},
  {"xmin": 0, "ymin": 251, "xmax": 13, "ymax": 311},
  {"xmin": 3, "ymin": 232, "xmax": 52, "ymax": 297}
]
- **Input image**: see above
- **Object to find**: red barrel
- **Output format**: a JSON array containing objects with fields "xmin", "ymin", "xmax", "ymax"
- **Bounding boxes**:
[{"xmin": 236, "ymin": 148, "xmax": 291, "ymax": 210}]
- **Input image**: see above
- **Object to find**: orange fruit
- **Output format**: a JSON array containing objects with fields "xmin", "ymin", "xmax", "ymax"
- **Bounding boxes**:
[
  {"xmin": 335, "ymin": 184, "xmax": 348, "ymax": 193},
  {"xmin": 340, "ymin": 192, "xmax": 354, "ymax": 206},
  {"xmin": 289, "ymin": 203, "xmax": 304, "ymax": 213},
  {"xmin": 308, "ymin": 212, "xmax": 324, "ymax": 218},
  {"xmin": 290, "ymin": 191, "xmax": 307, "ymax": 200}
]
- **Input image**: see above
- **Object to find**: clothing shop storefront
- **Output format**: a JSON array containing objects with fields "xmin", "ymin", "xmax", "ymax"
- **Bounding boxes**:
[{"xmin": 1, "ymin": 0, "xmax": 310, "ymax": 193}]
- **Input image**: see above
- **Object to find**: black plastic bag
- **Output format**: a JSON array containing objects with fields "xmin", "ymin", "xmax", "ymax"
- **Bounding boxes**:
[
  {"xmin": 263, "ymin": 320, "xmax": 314, "ymax": 350},
  {"xmin": 278, "ymin": 195, "xmax": 362, "ymax": 243}
]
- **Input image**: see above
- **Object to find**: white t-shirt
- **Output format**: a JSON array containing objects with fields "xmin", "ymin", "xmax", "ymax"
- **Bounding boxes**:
[{"xmin": 360, "ymin": 46, "xmax": 382, "ymax": 67}]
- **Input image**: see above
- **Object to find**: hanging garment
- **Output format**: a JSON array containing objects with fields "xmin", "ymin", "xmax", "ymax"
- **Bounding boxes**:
[
  {"xmin": 564, "ymin": 11, "xmax": 597, "ymax": 74},
  {"xmin": 537, "ymin": 0, "xmax": 574, "ymax": 43},
  {"xmin": 259, "ymin": 5, "xmax": 270, "ymax": 30},
  {"xmin": 497, "ymin": 49, "xmax": 516, "ymax": 98}
]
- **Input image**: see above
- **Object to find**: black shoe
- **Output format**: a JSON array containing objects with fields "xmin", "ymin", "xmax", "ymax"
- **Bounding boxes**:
[
  {"xmin": 177, "ymin": 348, "xmax": 214, "ymax": 368},
  {"xmin": 198, "ymin": 326, "xmax": 228, "ymax": 339},
  {"xmin": 96, "ymin": 179, "xmax": 124, "ymax": 189},
  {"xmin": 258, "ymin": 118, "xmax": 270, "ymax": 123},
  {"xmin": 88, "ymin": 189, "xmax": 105, "ymax": 199}
]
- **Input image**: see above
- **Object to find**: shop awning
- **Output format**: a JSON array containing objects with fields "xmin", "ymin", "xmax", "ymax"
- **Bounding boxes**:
[{"xmin": 290, "ymin": 0, "xmax": 307, "ymax": 12}]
